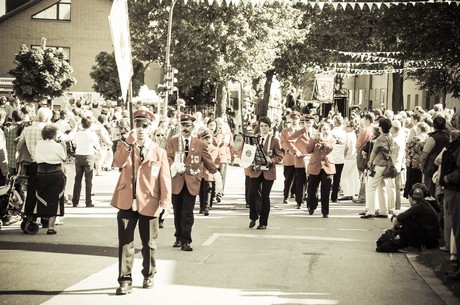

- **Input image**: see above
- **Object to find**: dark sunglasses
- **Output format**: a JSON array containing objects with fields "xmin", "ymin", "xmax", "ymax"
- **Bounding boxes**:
[{"xmin": 155, "ymin": 134, "xmax": 165, "ymax": 137}]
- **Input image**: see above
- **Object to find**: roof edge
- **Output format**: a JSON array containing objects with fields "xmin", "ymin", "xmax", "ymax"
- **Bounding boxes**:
[{"xmin": 0, "ymin": 0, "xmax": 42, "ymax": 24}]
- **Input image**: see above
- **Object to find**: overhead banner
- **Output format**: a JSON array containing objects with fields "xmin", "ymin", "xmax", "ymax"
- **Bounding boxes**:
[
  {"xmin": 108, "ymin": 0, "xmax": 133, "ymax": 103},
  {"xmin": 313, "ymin": 74, "xmax": 335, "ymax": 103}
]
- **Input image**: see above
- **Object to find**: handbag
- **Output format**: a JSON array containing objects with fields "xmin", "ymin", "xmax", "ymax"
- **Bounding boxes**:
[
  {"xmin": 381, "ymin": 137, "xmax": 398, "ymax": 179},
  {"xmin": 376, "ymin": 225, "xmax": 403, "ymax": 252}
]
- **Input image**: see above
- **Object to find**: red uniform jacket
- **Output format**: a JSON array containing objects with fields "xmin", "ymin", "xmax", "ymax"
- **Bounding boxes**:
[
  {"xmin": 306, "ymin": 135, "xmax": 336, "ymax": 175},
  {"xmin": 166, "ymin": 136, "xmax": 218, "ymax": 196},
  {"xmin": 287, "ymin": 128, "xmax": 312, "ymax": 168},
  {"xmin": 203, "ymin": 143, "xmax": 220, "ymax": 181},
  {"xmin": 280, "ymin": 126, "xmax": 298, "ymax": 166},
  {"xmin": 111, "ymin": 131, "xmax": 172, "ymax": 217}
]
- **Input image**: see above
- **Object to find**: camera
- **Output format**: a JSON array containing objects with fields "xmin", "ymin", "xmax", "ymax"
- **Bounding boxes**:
[{"xmin": 369, "ymin": 169, "xmax": 376, "ymax": 177}]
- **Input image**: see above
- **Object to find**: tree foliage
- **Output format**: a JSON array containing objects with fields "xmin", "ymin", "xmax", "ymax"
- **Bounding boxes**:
[
  {"xmin": 89, "ymin": 51, "xmax": 145, "ymax": 101},
  {"xmin": 129, "ymin": 1, "xmax": 304, "ymax": 115},
  {"xmin": 8, "ymin": 41, "xmax": 75, "ymax": 102}
]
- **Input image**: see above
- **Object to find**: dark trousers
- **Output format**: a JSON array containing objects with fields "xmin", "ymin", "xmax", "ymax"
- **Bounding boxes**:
[
  {"xmin": 72, "ymin": 155, "xmax": 95, "ymax": 206},
  {"xmin": 307, "ymin": 169, "xmax": 332, "ymax": 215},
  {"xmin": 172, "ymin": 185, "xmax": 196, "ymax": 244},
  {"xmin": 199, "ymin": 180, "xmax": 211, "ymax": 211},
  {"xmin": 294, "ymin": 167, "xmax": 307, "ymax": 205},
  {"xmin": 283, "ymin": 165, "xmax": 296, "ymax": 200},
  {"xmin": 24, "ymin": 162, "xmax": 38, "ymax": 215},
  {"xmin": 248, "ymin": 174, "xmax": 274, "ymax": 226},
  {"xmin": 401, "ymin": 218, "xmax": 438, "ymax": 249},
  {"xmin": 245, "ymin": 175, "xmax": 250, "ymax": 206},
  {"xmin": 331, "ymin": 163, "xmax": 344, "ymax": 201},
  {"xmin": 117, "ymin": 209, "xmax": 158, "ymax": 284},
  {"xmin": 404, "ymin": 167, "xmax": 422, "ymax": 198}
]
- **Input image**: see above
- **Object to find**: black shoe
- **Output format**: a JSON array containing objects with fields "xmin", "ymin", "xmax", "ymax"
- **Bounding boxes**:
[
  {"xmin": 296, "ymin": 204, "xmax": 301, "ymax": 209},
  {"xmin": 361, "ymin": 214, "xmax": 375, "ymax": 219},
  {"xmin": 181, "ymin": 243, "xmax": 193, "ymax": 251},
  {"xmin": 256, "ymin": 225, "xmax": 267, "ymax": 230},
  {"xmin": 308, "ymin": 209, "xmax": 314, "ymax": 215},
  {"xmin": 173, "ymin": 241, "xmax": 181, "ymax": 248},
  {"xmin": 72, "ymin": 203, "xmax": 78, "ymax": 207},
  {"xmin": 86, "ymin": 204, "xmax": 94, "ymax": 207},
  {"xmin": 159, "ymin": 221, "xmax": 164, "ymax": 229},
  {"xmin": 199, "ymin": 209, "xmax": 204, "ymax": 214},
  {"xmin": 116, "ymin": 282, "xmax": 132, "ymax": 295},
  {"xmin": 322, "ymin": 214, "xmax": 329, "ymax": 218},
  {"xmin": 283, "ymin": 199, "xmax": 288, "ymax": 204},
  {"xmin": 331, "ymin": 199, "xmax": 338, "ymax": 203},
  {"xmin": 204, "ymin": 209, "xmax": 209, "ymax": 216},
  {"xmin": 46, "ymin": 229, "xmax": 57, "ymax": 235},
  {"xmin": 375, "ymin": 214, "xmax": 388, "ymax": 218},
  {"xmin": 249, "ymin": 219, "xmax": 256, "ymax": 228},
  {"xmin": 290, "ymin": 194, "xmax": 295, "ymax": 198},
  {"xmin": 142, "ymin": 276, "xmax": 154, "ymax": 288}
]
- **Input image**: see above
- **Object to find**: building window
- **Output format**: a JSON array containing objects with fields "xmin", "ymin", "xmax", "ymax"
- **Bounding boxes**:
[
  {"xmin": 415, "ymin": 94, "xmax": 419, "ymax": 106},
  {"xmin": 407, "ymin": 94, "xmax": 411, "ymax": 109},
  {"xmin": 32, "ymin": 0, "xmax": 71, "ymax": 21},
  {"xmin": 31, "ymin": 45, "xmax": 71, "ymax": 63}
]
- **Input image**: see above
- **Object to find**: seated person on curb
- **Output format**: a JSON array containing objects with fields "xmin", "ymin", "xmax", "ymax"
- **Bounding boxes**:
[{"xmin": 392, "ymin": 185, "xmax": 441, "ymax": 252}]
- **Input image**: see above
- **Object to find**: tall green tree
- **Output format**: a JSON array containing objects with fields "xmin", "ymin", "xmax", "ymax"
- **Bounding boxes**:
[
  {"xmin": 8, "ymin": 38, "xmax": 75, "ymax": 103},
  {"xmin": 129, "ymin": 1, "xmax": 304, "ymax": 116},
  {"xmin": 89, "ymin": 51, "xmax": 145, "ymax": 101}
]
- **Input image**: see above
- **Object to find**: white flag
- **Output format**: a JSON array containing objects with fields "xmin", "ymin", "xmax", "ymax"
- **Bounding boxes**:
[{"xmin": 108, "ymin": 0, "xmax": 133, "ymax": 103}]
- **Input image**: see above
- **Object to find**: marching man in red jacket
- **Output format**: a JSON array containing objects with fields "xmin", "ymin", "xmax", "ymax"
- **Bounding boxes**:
[
  {"xmin": 111, "ymin": 110, "xmax": 172, "ymax": 295},
  {"xmin": 166, "ymin": 114, "xmax": 223, "ymax": 252}
]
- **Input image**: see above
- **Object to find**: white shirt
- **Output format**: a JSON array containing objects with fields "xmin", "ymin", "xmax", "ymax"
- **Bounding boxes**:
[
  {"xmin": 331, "ymin": 127, "xmax": 347, "ymax": 164},
  {"xmin": 74, "ymin": 129, "xmax": 100, "ymax": 156},
  {"xmin": 35, "ymin": 139, "xmax": 66, "ymax": 164}
]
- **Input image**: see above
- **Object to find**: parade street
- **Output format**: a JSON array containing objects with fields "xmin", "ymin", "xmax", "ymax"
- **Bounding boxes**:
[{"xmin": 0, "ymin": 165, "xmax": 457, "ymax": 305}]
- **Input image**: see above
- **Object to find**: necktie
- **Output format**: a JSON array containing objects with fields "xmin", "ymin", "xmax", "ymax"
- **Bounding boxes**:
[
  {"xmin": 139, "ymin": 145, "xmax": 144, "ymax": 162},
  {"xmin": 260, "ymin": 137, "xmax": 264, "ymax": 146},
  {"xmin": 184, "ymin": 139, "xmax": 189, "ymax": 158}
]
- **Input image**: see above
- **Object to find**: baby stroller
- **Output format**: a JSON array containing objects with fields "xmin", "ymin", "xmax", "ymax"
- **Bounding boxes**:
[{"xmin": 0, "ymin": 175, "xmax": 39, "ymax": 235}]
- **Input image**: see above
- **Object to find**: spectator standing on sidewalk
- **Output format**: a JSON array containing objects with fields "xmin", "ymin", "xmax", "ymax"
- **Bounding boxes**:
[
  {"xmin": 387, "ymin": 119, "xmax": 406, "ymax": 213},
  {"xmin": 440, "ymin": 130, "xmax": 460, "ymax": 280},
  {"xmin": 71, "ymin": 116, "xmax": 100, "ymax": 207},
  {"xmin": 354, "ymin": 113, "xmax": 375, "ymax": 203},
  {"xmin": 361, "ymin": 119, "xmax": 396, "ymax": 219},
  {"xmin": 421, "ymin": 116, "xmax": 450, "ymax": 197},
  {"xmin": 330, "ymin": 115, "xmax": 346, "ymax": 203},
  {"xmin": 34, "ymin": 125, "xmax": 66, "ymax": 234},
  {"xmin": 111, "ymin": 110, "xmax": 172, "ymax": 295},
  {"xmin": 17, "ymin": 106, "xmax": 53, "ymax": 227}
]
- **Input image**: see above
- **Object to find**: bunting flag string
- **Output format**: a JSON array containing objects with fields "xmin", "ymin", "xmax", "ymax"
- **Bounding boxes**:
[{"xmin": 137, "ymin": 0, "xmax": 460, "ymax": 8}]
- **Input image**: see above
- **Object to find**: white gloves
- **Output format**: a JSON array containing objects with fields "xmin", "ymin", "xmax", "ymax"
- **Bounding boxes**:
[
  {"xmin": 171, "ymin": 162, "xmax": 186, "ymax": 177},
  {"xmin": 214, "ymin": 171, "xmax": 223, "ymax": 194}
]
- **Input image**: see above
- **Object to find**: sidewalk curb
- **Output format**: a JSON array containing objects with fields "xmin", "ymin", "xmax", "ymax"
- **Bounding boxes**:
[{"xmin": 406, "ymin": 253, "xmax": 459, "ymax": 305}]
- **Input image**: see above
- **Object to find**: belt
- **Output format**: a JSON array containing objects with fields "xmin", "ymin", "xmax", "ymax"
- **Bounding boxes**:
[{"xmin": 37, "ymin": 163, "xmax": 62, "ymax": 174}]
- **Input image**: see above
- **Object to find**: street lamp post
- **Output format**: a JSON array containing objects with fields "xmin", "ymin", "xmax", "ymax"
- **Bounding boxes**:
[{"xmin": 163, "ymin": 0, "xmax": 178, "ymax": 115}]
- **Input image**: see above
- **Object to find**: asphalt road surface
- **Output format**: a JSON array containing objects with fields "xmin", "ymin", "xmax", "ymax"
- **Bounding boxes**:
[{"xmin": 0, "ymin": 165, "xmax": 457, "ymax": 305}]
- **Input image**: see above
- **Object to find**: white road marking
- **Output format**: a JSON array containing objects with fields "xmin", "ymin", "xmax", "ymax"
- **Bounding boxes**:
[{"xmin": 201, "ymin": 233, "xmax": 368, "ymax": 246}]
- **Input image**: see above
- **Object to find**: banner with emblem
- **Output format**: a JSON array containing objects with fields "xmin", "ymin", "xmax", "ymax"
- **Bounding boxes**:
[
  {"xmin": 240, "ymin": 143, "xmax": 256, "ymax": 168},
  {"xmin": 313, "ymin": 74, "xmax": 335, "ymax": 104}
]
